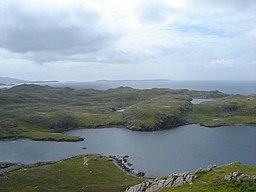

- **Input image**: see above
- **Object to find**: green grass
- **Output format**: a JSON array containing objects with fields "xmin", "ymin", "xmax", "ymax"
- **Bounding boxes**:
[
  {"xmin": 186, "ymin": 95, "xmax": 256, "ymax": 127},
  {"xmin": 123, "ymin": 95, "xmax": 191, "ymax": 128},
  {"xmin": 158, "ymin": 163, "xmax": 256, "ymax": 192},
  {"xmin": 0, "ymin": 156, "xmax": 143, "ymax": 192},
  {"xmin": 18, "ymin": 130, "xmax": 82, "ymax": 142}
]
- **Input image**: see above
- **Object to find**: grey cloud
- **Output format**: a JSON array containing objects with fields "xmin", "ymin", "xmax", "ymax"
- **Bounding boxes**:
[{"xmin": 0, "ymin": 1, "xmax": 118, "ymax": 61}]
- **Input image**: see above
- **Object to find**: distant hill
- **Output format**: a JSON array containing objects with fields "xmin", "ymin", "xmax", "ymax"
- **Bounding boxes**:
[
  {"xmin": 96, "ymin": 79, "xmax": 170, "ymax": 82},
  {"xmin": 0, "ymin": 77, "xmax": 58, "ymax": 84},
  {"xmin": 0, "ymin": 77, "xmax": 27, "ymax": 84}
]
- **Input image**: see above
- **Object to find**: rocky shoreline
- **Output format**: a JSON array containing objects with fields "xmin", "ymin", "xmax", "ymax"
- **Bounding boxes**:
[
  {"xmin": 110, "ymin": 155, "xmax": 146, "ymax": 178},
  {"xmin": 1, "ymin": 122, "xmax": 256, "ymax": 143}
]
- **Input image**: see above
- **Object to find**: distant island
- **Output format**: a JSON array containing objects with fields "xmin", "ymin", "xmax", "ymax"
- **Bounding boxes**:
[
  {"xmin": 96, "ymin": 79, "xmax": 170, "ymax": 82},
  {"xmin": 0, "ymin": 76, "xmax": 58, "ymax": 85},
  {"xmin": 0, "ymin": 84, "xmax": 255, "ymax": 142}
]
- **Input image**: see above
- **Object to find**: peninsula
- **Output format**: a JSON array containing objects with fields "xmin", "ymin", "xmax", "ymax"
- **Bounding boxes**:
[{"xmin": 0, "ymin": 84, "xmax": 255, "ymax": 141}]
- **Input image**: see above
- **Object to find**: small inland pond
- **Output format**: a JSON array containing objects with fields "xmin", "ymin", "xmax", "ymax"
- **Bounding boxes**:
[{"xmin": 0, "ymin": 124, "xmax": 256, "ymax": 178}]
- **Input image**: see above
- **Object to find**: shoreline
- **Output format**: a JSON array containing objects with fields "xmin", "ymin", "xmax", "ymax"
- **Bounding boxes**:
[{"xmin": 1, "ymin": 123, "xmax": 255, "ymax": 142}]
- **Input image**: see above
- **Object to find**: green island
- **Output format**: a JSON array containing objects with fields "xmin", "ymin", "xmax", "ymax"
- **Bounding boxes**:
[{"xmin": 0, "ymin": 84, "xmax": 255, "ymax": 141}]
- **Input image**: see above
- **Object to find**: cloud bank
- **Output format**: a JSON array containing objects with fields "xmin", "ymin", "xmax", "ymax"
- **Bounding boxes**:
[{"xmin": 0, "ymin": 0, "xmax": 256, "ymax": 80}]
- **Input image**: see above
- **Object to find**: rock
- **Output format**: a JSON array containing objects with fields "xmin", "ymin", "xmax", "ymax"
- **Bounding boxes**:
[
  {"xmin": 173, "ymin": 176, "xmax": 184, "ymax": 186},
  {"xmin": 83, "ymin": 157, "xmax": 89, "ymax": 166},
  {"xmin": 126, "ymin": 181, "xmax": 152, "ymax": 192},
  {"xmin": 163, "ymin": 177, "xmax": 175, "ymax": 188},
  {"xmin": 126, "ymin": 164, "xmax": 217, "ymax": 192},
  {"xmin": 208, "ymin": 164, "xmax": 217, "ymax": 169},
  {"xmin": 195, "ymin": 167, "xmax": 203, "ymax": 174},
  {"xmin": 137, "ymin": 172, "xmax": 145, "ymax": 177},
  {"xmin": 185, "ymin": 174, "xmax": 194, "ymax": 183},
  {"xmin": 123, "ymin": 158, "xmax": 128, "ymax": 163},
  {"xmin": 232, "ymin": 172, "xmax": 241, "ymax": 177},
  {"xmin": 224, "ymin": 174, "xmax": 233, "ymax": 181},
  {"xmin": 146, "ymin": 184, "xmax": 161, "ymax": 192},
  {"xmin": 224, "ymin": 172, "xmax": 256, "ymax": 182}
]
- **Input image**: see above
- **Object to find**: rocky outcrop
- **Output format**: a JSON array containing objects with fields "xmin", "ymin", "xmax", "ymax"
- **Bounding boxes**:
[
  {"xmin": 194, "ymin": 164, "xmax": 217, "ymax": 173},
  {"xmin": 126, "ymin": 164, "xmax": 218, "ymax": 192},
  {"xmin": 110, "ymin": 155, "xmax": 138, "ymax": 176},
  {"xmin": 154, "ymin": 114, "xmax": 186, "ymax": 130},
  {"xmin": 225, "ymin": 172, "xmax": 256, "ymax": 182},
  {"xmin": 127, "ymin": 115, "xmax": 187, "ymax": 131},
  {"xmin": 126, "ymin": 172, "xmax": 197, "ymax": 192}
]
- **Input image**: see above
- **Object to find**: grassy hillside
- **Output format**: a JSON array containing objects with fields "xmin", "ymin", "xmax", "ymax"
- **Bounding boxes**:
[
  {"xmin": 186, "ymin": 95, "xmax": 256, "ymax": 127},
  {"xmin": 158, "ymin": 163, "xmax": 256, "ymax": 192},
  {"xmin": 0, "ymin": 84, "xmax": 255, "ymax": 141},
  {"xmin": 0, "ymin": 156, "xmax": 143, "ymax": 192}
]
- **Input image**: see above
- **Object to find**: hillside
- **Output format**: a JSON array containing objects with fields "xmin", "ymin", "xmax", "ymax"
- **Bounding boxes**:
[
  {"xmin": 0, "ymin": 155, "xmax": 143, "ymax": 192},
  {"xmin": 1, "ymin": 156, "xmax": 255, "ymax": 192},
  {"xmin": 0, "ymin": 84, "xmax": 255, "ymax": 141}
]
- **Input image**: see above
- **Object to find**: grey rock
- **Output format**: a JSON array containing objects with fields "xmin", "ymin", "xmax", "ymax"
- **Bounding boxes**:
[
  {"xmin": 173, "ymin": 176, "xmax": 185, "ymax": 186},
  {"xmin": 224, "ymin": 174, "xmax": 233, "ymax": 181},
  {"xmin": 224, "ymin": 172, "xmax": 256, "ymax": 182},
  {"xmin": 232, "ymin": 172, "xmax": 241, "ymax": 177},
  {"xmin": 185, "ymin": 174, "xmax": 194, "ymax": 183},
  {"xmin": 163, "ymin": 177, "xmax": 175, "ymax": 188},
  {"xmin": 195, "ymin": 168, "xmax": 203, "ymax": 174}
]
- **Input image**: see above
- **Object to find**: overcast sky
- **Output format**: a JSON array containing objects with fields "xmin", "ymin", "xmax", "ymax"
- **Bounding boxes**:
[{"xmin": 0, "ymin": 0, "xmax": 256, "ymax": 81}]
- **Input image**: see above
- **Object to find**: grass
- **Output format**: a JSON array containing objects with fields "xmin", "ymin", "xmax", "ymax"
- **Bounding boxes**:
[
  {"xmin": 19, "ymin": 130, "xmax": 82, "ymax": 142},
  {"xmin": 158, "ymin": 163, "xmax": 256, "ymax": 192},
  {"xmin": 186, "ymin": 95, "xmax": 256, "ymax": 127},
  {"xmin": 0, "ymin": 156, "xmax": 143, "ymax": 192}
]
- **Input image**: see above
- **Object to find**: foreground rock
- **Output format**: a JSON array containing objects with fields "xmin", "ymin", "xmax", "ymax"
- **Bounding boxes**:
[
  {"xmin": 126, "ymin": 172, "xmax": 197, "ymax": 192},
  {"xmin": 125, "ymin": 164, "xmax": 224, "ymax": 192},
  {"xmin": 225, "ymin": 172, "xmax": 256, "ymax": 182}
]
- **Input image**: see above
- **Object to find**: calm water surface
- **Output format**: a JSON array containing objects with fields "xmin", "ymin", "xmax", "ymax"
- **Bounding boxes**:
[
  {"xmin": 191, "ymin": 98, "xmax": 215, "ymax": 104},
  {"xmin": 1, "ymin": 124, "xmax": 256, "ymax": 177}
]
